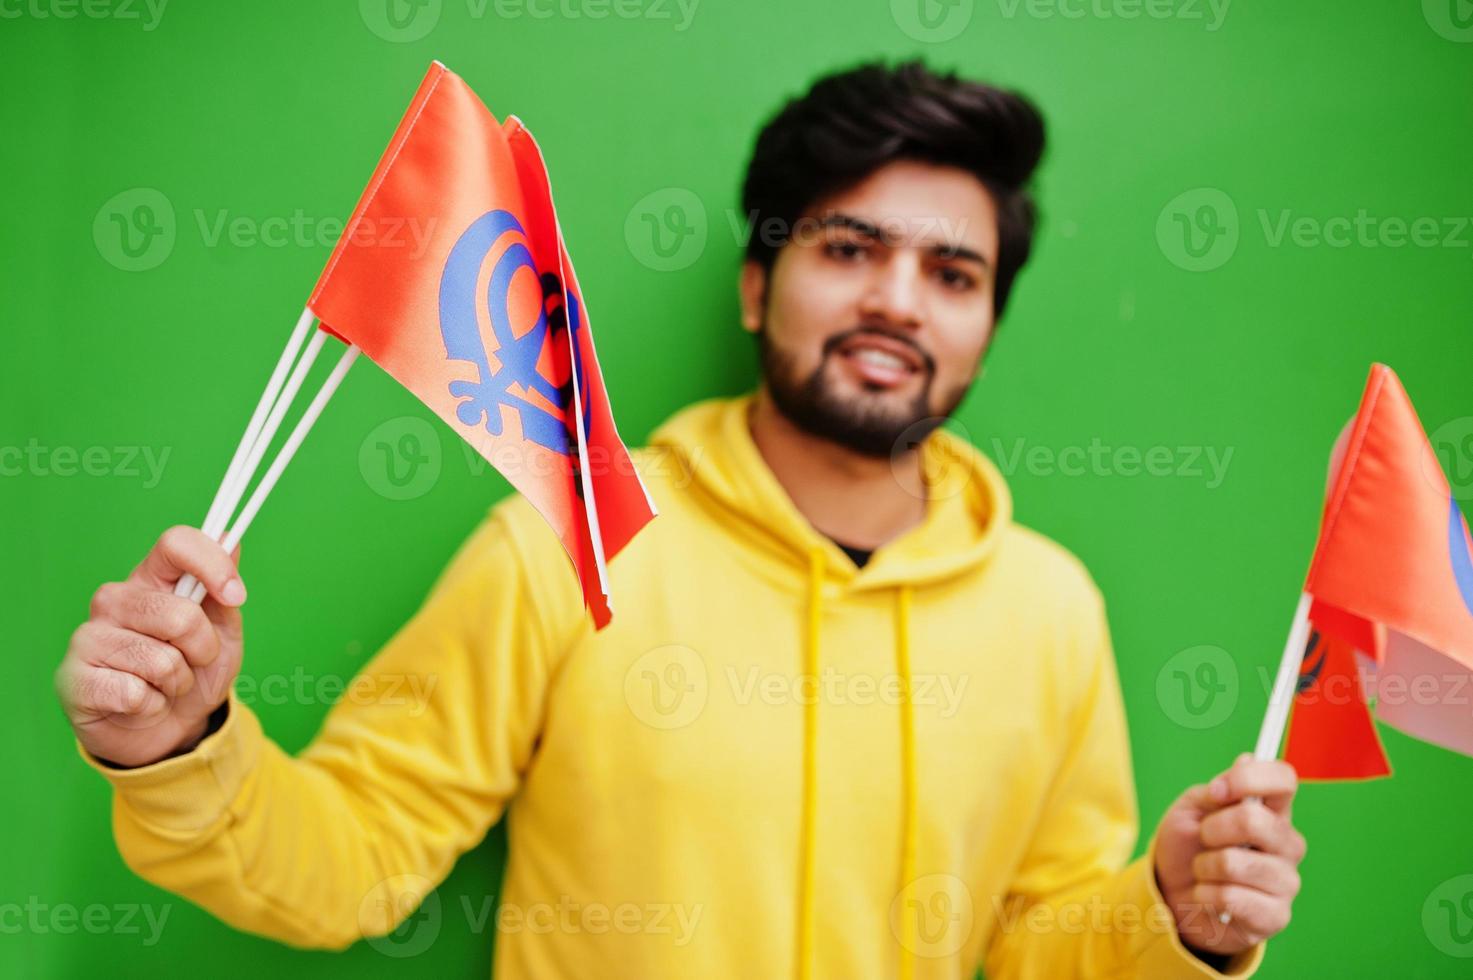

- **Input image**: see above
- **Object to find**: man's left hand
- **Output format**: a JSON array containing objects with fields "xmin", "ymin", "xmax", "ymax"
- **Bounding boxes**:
[{"xmin": 1153, "ymin": 753, "xmax": 1306, "ymax": 957}]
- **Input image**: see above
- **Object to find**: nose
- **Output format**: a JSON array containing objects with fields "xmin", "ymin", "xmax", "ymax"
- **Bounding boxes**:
[{"xmin": 857, "ymin": 251, "xmax": 925, "ymax": 331}]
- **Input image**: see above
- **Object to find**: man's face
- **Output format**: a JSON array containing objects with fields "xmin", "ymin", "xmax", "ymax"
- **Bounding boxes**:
[{"xmin": 740, "ymin": 159, "xmax": 1002, "ymax": 458}]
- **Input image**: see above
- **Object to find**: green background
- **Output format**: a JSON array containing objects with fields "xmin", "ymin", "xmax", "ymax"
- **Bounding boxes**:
[{"xmin": 4, "ymin": 0, "xmax": 1472, "ymax": 976}]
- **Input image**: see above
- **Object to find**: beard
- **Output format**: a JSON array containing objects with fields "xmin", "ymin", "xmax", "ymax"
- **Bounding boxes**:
[{"xmin": 757, "ymin": 323, "xmax": 973, "ymax": 459}]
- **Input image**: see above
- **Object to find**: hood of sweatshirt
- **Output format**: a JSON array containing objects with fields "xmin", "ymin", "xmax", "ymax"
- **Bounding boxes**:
[
  {"xmin": 646, "ymin": 393, "xmax": 1013, "ymax": 594},
  {"xmin": 645, "ymin": 392, "xmax": 1013, "ymax": 980}
]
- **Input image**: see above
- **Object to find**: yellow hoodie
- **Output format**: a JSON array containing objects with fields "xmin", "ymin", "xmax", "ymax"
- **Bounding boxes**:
[{"xmin": 80, "ymin": 394, "xmax": 1266, "ymax": 979}]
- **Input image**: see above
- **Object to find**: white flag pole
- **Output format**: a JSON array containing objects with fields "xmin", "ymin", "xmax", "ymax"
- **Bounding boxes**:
[
  {"xmin": 202, "ymin": 308, "xmax": 316, "ymax": 537},
  {"xmin": 1212, "ymin": 590, "xmax": 1313, "ymax": 928},
  {"xmin": 187, "ymin": 342, "xmax": 360, "ymax": 604},
  {"xmin": 176, "ymin": 324, "xmax": 328, "ymax": 598},
  {"xmin": 1254, "ymin": 591, "xmax": 1314, "ymax": 762}
]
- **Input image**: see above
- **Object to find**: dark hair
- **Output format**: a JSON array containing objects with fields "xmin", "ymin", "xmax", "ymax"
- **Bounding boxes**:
[{"xmin": 740, "ymin": 60, "xmax": 1046, "ymax": 319}]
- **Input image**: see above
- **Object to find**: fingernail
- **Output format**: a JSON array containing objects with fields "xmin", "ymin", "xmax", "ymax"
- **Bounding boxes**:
[
  {"xmin": 222, "ymin": 578, "xmax": 247, "ymax": 605},
  {"xmin": 1210, "ymin": 777, "xmax": 1228, "ymax": 801}
]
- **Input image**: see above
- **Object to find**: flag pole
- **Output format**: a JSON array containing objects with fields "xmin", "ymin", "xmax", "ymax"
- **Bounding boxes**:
[
  {"xmin": 202, "ymin": 308, "xmax": 316, "ymax": 537},
  {"xmin": 176, "ymin": 324, "xmax": 327, "ymax": 599},
  {"xmin": 187, "ymin": 341, "xmax": 360, "ymax": 604},
  {"xmin": 1209, "ymin": 590, "xmax": 1313, "ymax": 929},
  {"xmin": 1254, "ymin": 591, "xmax": 1314, "ymax": 761}
]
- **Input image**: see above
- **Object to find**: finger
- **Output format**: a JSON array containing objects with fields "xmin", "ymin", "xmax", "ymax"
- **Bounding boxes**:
[
  {"xmin": 90, "ymin": 582, "xmax": 222, "ymax": 669},
  {"xmin": 62, "ymin": 662, "xmax": 169, "ymax": 722},
  {"xmin": 1189, "ymin": 881, "xmax": 1292, "ymax": 943},
  {"xmin": 1192, "ymin": 847, "xmax": 1302, "ymax": 899},
  {"xmin": 1208, "ymin": 756, "xmax": 1298, "ymax": 815},
  {"xmin": 1200, "ymin": 800, "xmax": 1307, "ymax": 862},
  {"xmin": 202, "ymin": 542, "xmax": 244, "ymax": 637},
  {"xmin": 89, "ymin": 623, "xmax": 195, "ymax": 699},
  {"xmin": 129, "ymin": 526, "xmax": 247, "ymax": 607}
]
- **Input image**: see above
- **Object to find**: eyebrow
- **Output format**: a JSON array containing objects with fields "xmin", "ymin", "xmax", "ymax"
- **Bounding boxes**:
[{"xmin": 817, "ymin": 212, "xmax": 990, "ymax": 268}]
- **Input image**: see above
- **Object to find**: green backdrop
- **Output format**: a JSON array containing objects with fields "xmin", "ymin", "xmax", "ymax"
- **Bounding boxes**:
[{"xmin": 4, "ymin": 0, "xmax": 1472, "ymax": 976}]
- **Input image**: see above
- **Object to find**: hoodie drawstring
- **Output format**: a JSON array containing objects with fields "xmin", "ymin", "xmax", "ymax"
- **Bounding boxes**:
[
  {"xmin": 796, "ymin": 549, "xmax": 918, "ymax": 980},
  {"xmin": 895, "ymin": 584, "xmax": 916, "ymax": 980}
]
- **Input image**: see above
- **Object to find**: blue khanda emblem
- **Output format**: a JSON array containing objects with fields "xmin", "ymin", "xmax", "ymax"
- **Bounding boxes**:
[
  {"xmin": 438, "ymin": 209, "xmax": 591, "ymax": 459},
  {"xmin": 1449, "ymin": 497, "xmax": 1473, "ymax": 618}
]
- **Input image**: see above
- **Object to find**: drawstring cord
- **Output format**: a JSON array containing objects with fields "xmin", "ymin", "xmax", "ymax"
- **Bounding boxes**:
[
  {"xmin": 796, "ymin": 549, "xmax": 824, "ymax": 980},
  {"xmin": 896, "ymin": 584, "xmax": 917, "ymax": 980},
  {"xmin": 795, "ymin": 550, "xmax": 919, "ymax": 980}
]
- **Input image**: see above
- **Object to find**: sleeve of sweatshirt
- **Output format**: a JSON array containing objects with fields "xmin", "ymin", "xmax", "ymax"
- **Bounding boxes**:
[
  {"xmin": 73, "ymin": 503, "xmax": 568, "ymax": 950},
  {"xmin": 981, "ymin": 584, "xmax": 1268, "ymax": 980}
]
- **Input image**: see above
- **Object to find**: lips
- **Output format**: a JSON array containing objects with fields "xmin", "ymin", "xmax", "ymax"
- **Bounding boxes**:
[
  {"xmin": 829, "ymin": 332, "xmax": 927, "ymax": 389},
  {"xmin": 833, "ymin": 334, "xmax": 925, "ymax": 373}
]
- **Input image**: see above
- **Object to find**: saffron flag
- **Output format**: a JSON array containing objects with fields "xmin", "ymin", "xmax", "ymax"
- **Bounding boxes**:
[
  {"xmin": 308, "ymin": 61, "xmax": 656, "ymax": 628},
  {"xmin": 1285, "ymin": 364, "xmax": 1473, "ymax": 778}
]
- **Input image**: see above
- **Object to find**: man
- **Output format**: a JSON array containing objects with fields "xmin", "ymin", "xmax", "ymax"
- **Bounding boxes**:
[{"xmin": 57, "ymin": 61, "xmax": 1303, "ymax": 978}]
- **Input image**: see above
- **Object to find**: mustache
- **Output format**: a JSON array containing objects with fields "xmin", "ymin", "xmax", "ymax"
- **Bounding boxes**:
[{"xmin": 819, "ymin": 326, "xmax": 936, "ymax": 376}]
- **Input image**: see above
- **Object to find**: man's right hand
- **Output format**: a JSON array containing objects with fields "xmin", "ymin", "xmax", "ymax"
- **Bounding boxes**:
[{"xmin": 56, "ymin": 526, "xmax": 248, "ymax": 769}]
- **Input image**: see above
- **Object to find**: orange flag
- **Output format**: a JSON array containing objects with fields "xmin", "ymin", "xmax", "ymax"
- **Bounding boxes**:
[
  {"xmin": 308, "ymin": 62, "xmax": 656, "ymax": 628},
  {"xmin": 1286, "ymin": 364, "xmax": 1473, "ymax": 777}
]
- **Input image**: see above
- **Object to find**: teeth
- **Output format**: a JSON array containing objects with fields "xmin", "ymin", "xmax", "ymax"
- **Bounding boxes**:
[{"xmin": 853, "ymin": 348, "xmax": 908, "ymax": 371}]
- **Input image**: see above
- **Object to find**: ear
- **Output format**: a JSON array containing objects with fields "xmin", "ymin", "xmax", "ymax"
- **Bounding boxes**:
[{"xmin": 738, "ymin": 259, "xmax": 767, "ymax": 334}]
